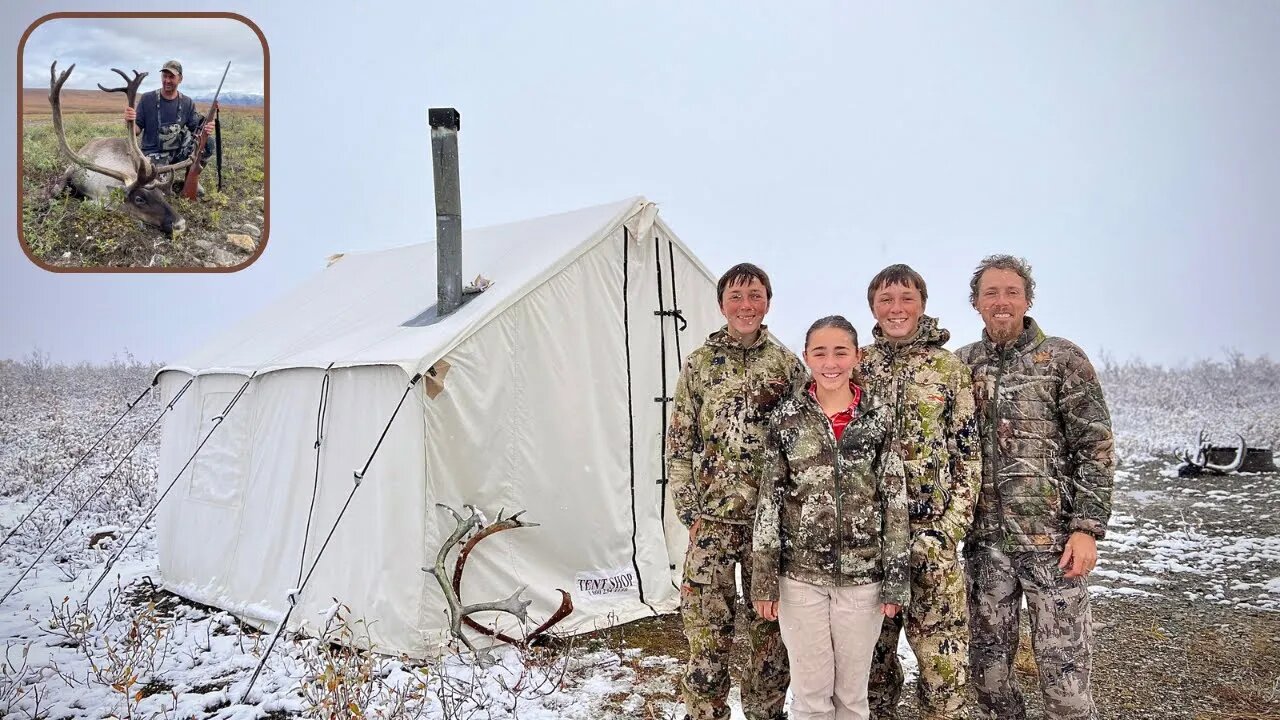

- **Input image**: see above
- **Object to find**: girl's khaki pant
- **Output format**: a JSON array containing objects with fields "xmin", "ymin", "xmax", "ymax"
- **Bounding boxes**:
[{"xmin": 778, "ymin": 576, "xmax": 884, "ymax": 720}]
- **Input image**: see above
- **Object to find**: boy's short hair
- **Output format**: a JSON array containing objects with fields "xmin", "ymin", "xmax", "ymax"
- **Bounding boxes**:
[
  {"xmin": 866, "ymin": 264, "xmax": 928, "ymax": 309},
  {"xmin": 717, "ymin": 263, "xmax": 773, "ymax": 305}
]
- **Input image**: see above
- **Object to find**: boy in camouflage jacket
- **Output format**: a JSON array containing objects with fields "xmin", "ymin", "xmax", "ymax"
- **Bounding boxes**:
[
  {"xmin": 666, "ymin": 263, "xmax": 806, "ymax": 720},
  {"xmin": 861, "ymin": 265, "xmax": 982, "ymax": 720},
  {"xmin": 957, "ymin": 255, "xmax": 1114, "ymax": 720}
]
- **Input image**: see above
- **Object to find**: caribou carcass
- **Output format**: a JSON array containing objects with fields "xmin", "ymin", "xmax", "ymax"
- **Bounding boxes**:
[
  {"xmin": 1177, "ymin": 429, "xmax": 1278, "ymax": 477},
  {"xmin": 44, "ymin": 62, "xmax": 191, "ymax": 236}
]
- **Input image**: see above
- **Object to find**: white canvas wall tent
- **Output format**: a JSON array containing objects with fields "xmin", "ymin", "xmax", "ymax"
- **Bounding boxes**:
[{"xmin": 153, "ymin": 196, "xmax": 726, "ymax": 657}]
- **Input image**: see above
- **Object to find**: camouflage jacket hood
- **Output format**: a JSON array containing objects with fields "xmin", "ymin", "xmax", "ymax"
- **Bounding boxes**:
[
  {"xmin": 665, "ymin": 325, "xmax": 807, "ymax": 527},
  {"xmin": 860, "ymin": 315, "xmax": 982, "ymax": 545},
  {"xmin": 955, "ymin": 316, "xmax": 1115, "ymax": 553},
  {"xmin": 751, "ymin": 383, "xmax": 911, "ymax": 606}
]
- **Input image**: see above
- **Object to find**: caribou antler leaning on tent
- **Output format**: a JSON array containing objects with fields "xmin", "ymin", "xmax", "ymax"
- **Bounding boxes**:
[{"xmin": 425, "ymin": 504, "xmax": 574, "ymax": 654}]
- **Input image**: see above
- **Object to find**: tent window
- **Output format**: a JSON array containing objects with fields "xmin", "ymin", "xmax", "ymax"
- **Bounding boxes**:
[{"xmin": 187, "ymin": 391, "xmax": 252, "ymax": 507}]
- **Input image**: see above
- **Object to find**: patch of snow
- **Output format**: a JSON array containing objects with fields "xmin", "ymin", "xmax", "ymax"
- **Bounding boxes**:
[
  {"xmin": 1090, "ymin": 586, "xmax": 1159, "ymax": 598},
  {"xmin": 1090, "ymin": 569, "xmax": 1161, "ymax": 586}
]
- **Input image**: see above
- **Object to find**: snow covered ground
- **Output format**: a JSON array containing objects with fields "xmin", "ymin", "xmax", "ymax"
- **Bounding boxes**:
[
  {"xmin": 1089, "ymin": 466, "xmax": 1280, "ymax": 612},
  {"xmin": 1, "ymin": 353, "xmax": 1277, "ymax": 718}
]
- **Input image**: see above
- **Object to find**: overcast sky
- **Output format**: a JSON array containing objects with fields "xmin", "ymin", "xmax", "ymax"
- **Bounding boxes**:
[
  {"xmin": 2, "ymin": 1, "xmax": 1278, "ymax": 368},
  {"xmin": 21, "ymin": 16, "xmax": 263, "ymax": 97}
]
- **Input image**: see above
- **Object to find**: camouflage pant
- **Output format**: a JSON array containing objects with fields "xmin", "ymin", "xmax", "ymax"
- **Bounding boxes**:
[
  {"xmin": 965, "ymin": 546, "xmax": 1097, "ymax": 720},
  {"xmin": 868, "ymin": 529, "xmax": 970, "ymax": 720},
  {"xmin": 681, "ymin": 520, "xmax": 789, "ymax": 720}
]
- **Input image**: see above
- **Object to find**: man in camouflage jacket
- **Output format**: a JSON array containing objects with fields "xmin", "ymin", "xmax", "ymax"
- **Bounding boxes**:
[
  {"xmin": 666, "ymin": 263, "xmax": 806, "ymax": 720},
  {"xmin": 861, "ymin": 265, "xmax": 982, "ymax": 720},
  {"xmin": 956, "ymin": 255, "xmax": 1114, "ymax": 720}
]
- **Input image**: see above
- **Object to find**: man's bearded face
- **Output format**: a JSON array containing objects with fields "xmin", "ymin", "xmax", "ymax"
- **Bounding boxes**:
[{"xmin": 161, "ymin": 70, "xmax": 181, "ymax": 95}]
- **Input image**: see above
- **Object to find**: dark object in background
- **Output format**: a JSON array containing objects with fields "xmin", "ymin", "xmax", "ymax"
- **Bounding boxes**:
[{"xmin": 1177, "ymin": 430, "xmax": 1277, "ymax": 476}]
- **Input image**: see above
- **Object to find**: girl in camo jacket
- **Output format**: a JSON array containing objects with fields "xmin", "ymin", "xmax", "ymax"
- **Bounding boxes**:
[{"xmin": 752, "ymin": 315, "xmax": 911, "ymax": 720}]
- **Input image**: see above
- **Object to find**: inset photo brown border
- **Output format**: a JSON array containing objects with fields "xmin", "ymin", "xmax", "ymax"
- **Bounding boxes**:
[{"xmin": 17, "ymin": 12, "xmax": 269, "ymax": 272}]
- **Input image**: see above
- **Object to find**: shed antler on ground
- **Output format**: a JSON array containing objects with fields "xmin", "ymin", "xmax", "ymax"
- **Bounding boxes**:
[{"xmin": 1177, "ymin": 429, "xmax": 1277, "ymax": 476}]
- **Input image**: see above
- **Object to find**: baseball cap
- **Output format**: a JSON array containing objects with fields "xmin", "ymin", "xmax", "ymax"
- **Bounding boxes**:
[{"xmin": 161, "ymin": 60, "xmax": 183, "ymax": 76}]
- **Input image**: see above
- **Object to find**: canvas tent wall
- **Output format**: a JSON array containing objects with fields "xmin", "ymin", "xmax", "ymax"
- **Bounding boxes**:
[{"xmin": 154, "ymin": 197, "xmax": 724, "ymax": 657}]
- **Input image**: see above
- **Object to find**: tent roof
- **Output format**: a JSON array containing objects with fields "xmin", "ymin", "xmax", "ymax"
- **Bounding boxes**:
[{"xmin": 162, "ymin": 196, "xmax": 664, "ymax": 378}]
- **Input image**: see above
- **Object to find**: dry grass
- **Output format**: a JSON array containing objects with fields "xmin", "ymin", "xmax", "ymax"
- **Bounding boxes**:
[
  {"xmin": 566, "ymin": 613, "xmax": 686, "ymax": 719},
  {"xmin": 1014, "ymin": 626, "xmax": 1039, "ymax": 678},
  {"xmin": 604, "ymin": 613, "xmax": 689, "ymax": 658},
  {"xmin": 1192, "ymin": 621, "xmax": 1280, "ymax": 720},
  {"xmin": 1197, "ymin": 703, "xmax": 1280, "ymax": 720}
]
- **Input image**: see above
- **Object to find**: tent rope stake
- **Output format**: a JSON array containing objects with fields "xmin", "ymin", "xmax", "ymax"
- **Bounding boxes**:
[
  {"xmin": 241, "ymin": 372, "xmax": 422, "ymax": 703},
  {"xmin": 1, "ymin": 378, "xmax": 192, "ymax": 605},
  {"xmin": 0, "ymin": 380, "xmax": 156, "ymax": 553},
  {"xmin": 84, "ymin": 374, "xmax": 252, "ymax": 603},
  {"xmin": 297, "ymin": 363, "xmax": 335, "ymax": 587}
]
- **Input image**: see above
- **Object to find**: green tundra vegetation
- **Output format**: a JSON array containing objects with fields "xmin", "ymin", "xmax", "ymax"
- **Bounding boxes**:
[{"xmin": 20, "ymin": 108, "xmax": 266, "ymax": 268}]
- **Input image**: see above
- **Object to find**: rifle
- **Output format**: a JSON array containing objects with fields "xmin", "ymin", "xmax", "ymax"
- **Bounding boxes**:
[{"xmin": 181, "ymin": 61, "xmax": 230, "ymax": 200}]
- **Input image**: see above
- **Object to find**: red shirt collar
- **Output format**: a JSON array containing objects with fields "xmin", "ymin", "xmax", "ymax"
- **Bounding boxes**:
[{"xmin": 807, "ymin": 380, "xmax": 862, "ymax": 413}]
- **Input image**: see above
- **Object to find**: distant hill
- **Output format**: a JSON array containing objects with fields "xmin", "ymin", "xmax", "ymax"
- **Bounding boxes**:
[
  {"xmin": 190, "ymin": 92, "xmax": 264, "ymax": 107},
  {"xmin": 22, "ymin": 88, "xmax": 119, "ymax": 115},
  {"xmin": 22, "ymin": 87, "xmax": 264, "ymax": 116}
]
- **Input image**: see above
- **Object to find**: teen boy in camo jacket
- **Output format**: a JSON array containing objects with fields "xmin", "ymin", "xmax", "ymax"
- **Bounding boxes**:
[{"xmin": 666, "ymin": 262, "xmax": 806, "ymax": 720}]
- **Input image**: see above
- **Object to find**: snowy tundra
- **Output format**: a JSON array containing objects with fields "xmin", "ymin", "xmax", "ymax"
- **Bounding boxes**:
[{"xmin": 1, "ymin": 353, "xmax": 1277, "ymax": 719}]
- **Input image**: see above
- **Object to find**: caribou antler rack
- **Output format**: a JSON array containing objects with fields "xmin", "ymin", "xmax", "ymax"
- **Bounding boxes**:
[
  {"xmin": 1177, "ymin": 429, "xmax": 1248, "ymax": 476},
  {"xmin": 424, "ymin": 504, "xmax": 574, "ymax": 654}
]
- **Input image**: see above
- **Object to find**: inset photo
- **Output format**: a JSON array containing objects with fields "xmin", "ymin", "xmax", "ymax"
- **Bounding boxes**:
[{"xmin": 18, "ymin": 14, "xmax": 268, "ymax": 271}]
